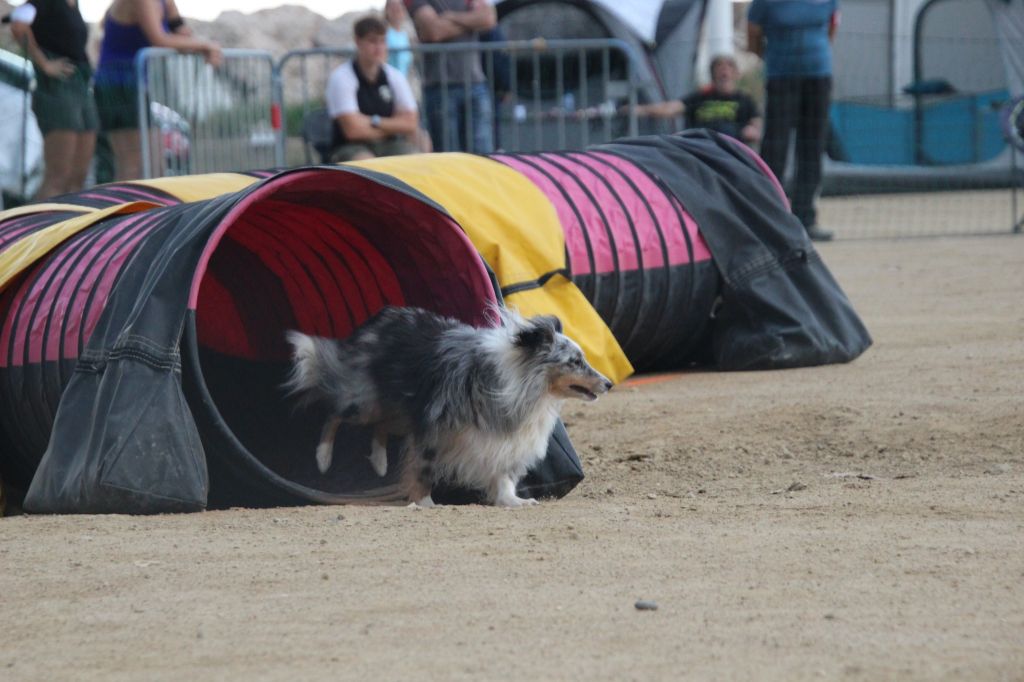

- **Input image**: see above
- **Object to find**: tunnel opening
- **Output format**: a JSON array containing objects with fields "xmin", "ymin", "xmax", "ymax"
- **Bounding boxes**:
[{"xmin": 185, "ymin": 169, "xmax": 498, "ymax": 507}]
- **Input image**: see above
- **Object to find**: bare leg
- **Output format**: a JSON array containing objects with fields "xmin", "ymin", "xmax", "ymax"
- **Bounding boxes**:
[
  {"xmin": 316, "ymin": 415, "xmax": 342, "ymax": 473},
  {"xmin": 369, "ymin": 425, "xmax": 388, "ymax": 477},
  {"xmin": 107, "ymin": 129, "xmax": 142, "ymax": 182},
  {"xmin": 67, "ymin": 131, "xmax": 97, "ymax": 193},
  {"xmin": 489, "ymin": 475, "xmax": 537, "ymax": 508},
  {"xmin": 37, "ymin": 130, "xmax": 75, "ymax": 200},
  {"xmin": 107, "ymin": 128, "xmax": 161, "ymax": 181}
]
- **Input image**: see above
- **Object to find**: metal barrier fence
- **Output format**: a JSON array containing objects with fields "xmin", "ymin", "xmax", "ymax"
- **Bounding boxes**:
[
  {"xmin": 135, "ymin": 48, "xmax": 279, "ymax": 178},
  {"xmin": 276, "ymin": 38, "xmax": 645, "ymax": 164},
  {"xmin": 8, "ymin": 36, "xmax": 1019, "ymax": 239}
]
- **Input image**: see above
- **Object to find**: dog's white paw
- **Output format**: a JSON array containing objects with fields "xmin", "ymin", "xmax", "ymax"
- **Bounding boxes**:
[
  {"xmin": 414, "ymin": 494, "xmax": 436, "ymax": 508},
  {"xmin": 369, "ymin": 440, "xmax": 388, "ymax": 477},
  {"xmin": 315, "ymin": 442, "xmax": 333, "ymax": 473}
]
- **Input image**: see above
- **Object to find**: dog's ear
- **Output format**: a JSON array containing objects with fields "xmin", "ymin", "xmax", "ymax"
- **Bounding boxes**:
[
  {"xmin": 515, "ymin": 318, "xmax": 556, "ymax": 350},
  {"xmin": 534, "ymin": 315, "xmax": 563, "ymax": 334}
]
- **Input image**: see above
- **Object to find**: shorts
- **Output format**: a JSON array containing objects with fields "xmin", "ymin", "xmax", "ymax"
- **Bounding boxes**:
[
  {"xmin": 94, "ymin": 82, "xmax": 141, "ymax": 132},
  {"xmin": 31, "ymin": 59, "xmax": 99, "ymax": 135},
  {"xmin": 329, "ymin": 137, "xmax": 415, "ymax": 162}
]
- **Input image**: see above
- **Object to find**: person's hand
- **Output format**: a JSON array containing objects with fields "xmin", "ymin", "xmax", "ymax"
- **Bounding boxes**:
[
  {"xmin": 41, "ymin": 56, "xmax": 75, "ymax": 80},
  {"xmin": 741, "ymin": 124, "xmax": 759, "ymax": 144},
  {"xmin": 202, "ymin": 43, "xmax": 223, "ymax": 68}
]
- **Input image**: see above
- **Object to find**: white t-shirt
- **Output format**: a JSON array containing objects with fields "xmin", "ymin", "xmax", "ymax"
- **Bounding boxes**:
[{"xmin": 325, "ymin": 61, "xmax": 418, "ymax": 118}]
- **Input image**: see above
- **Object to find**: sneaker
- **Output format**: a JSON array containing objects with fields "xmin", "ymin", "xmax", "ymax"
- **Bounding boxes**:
[{"xmin": 805, "ymin": 225, "xmax": 834, "ymax": 242}]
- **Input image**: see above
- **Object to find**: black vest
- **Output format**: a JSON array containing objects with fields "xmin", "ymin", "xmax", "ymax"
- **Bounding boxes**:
[{"xmin": 332, "ymin": 61, "xmax": 397, "ymax": 147}]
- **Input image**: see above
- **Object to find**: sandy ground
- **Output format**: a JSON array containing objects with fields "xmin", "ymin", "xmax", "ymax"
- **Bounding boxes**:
[{"xmin": 2, "ymin": 234, "xmax": 1023, "ymax": 681}]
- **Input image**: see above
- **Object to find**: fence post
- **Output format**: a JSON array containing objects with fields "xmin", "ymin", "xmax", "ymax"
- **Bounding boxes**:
[
  {"xmin": 135, "ymin": 49, "xmax": 152, "ymax": 179},
  {"xmin": 273, "ymin": 62, "xmax": 285, "ymax": 167}
]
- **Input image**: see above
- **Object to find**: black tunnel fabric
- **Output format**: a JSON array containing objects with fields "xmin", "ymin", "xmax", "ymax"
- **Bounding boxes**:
[
  {"xmin": 598, "ymin": 130, "xmax": 872, "ymax": 369},
  {"xmin": 1, "ymin": 166, "xmax": 584, "ymax": 513},
  {"xmin": 20, "ymin": 198, "xmax": 224, "ymax": 513}
]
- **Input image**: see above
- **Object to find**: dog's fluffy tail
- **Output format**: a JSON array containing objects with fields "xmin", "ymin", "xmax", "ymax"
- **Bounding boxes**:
[{"xmin": 284, "ymin": 330, "xmax": 335, "ymax": 400}]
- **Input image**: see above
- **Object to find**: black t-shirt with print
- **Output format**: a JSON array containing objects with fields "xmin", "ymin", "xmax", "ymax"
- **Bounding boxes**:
[{"xmin": 682, "ymin": 89, "xmax": 759, "ymax": 140}]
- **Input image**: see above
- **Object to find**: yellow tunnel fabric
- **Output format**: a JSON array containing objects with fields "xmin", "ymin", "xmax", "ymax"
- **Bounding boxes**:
[
  {"xmin": 0, "ymin": 174, "xmax": 259, "ymax": 294},
  {"xmin": 130, "ymin": 173, "xmax": 259, "ymax": 203},
  {"xmin": 0, "ymin": 202, "xmax": 159, "ymax": 293},
  {"xmin": 354, "ymin": 153, "xmax": 633, "ymax": 383}
]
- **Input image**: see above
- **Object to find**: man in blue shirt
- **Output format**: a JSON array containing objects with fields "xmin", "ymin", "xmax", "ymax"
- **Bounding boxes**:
[{"xmin": 748, "ymin": 0, "xmax": 839, "ymax": 241}]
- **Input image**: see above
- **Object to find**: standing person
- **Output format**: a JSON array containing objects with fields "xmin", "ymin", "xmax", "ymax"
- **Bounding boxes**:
[
  {"xmin": 631, "ymin": 54, "xmax": 762, "ymax": 147},
  {"xmin": 747, "ymin": 0, "xmax": 838, "ymax": 241},
  {"xmin": 325, "ymin": 15, "xmax": 419, "ymax": 162},
  {"xmin": 478, "ymin": 22, "xmax": 511, "ymax": 149},
  {"xmin": 93, "ymin": 0, "xmax": 221, "ymax": 181},
  {"xmin": 8, "ymin": 0, "xmax": 98, "ymax": 200},
  {"xmin": 384, "ymin": 0, "xmax": 413, "ymax": 77},
  {"xmin": 405, "ymin": 0, "xmax": 495, "ymax": 153}
]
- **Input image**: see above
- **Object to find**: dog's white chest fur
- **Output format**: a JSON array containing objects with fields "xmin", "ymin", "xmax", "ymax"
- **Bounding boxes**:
[{"xmin": 436, "ymin": 398, "xmax": 562, "ymax": 489}]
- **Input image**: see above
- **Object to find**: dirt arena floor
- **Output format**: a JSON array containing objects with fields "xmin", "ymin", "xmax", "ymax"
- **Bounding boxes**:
[{"xmin": 2, "ymin": 232, "xmax": 1022, "ymax": 681}]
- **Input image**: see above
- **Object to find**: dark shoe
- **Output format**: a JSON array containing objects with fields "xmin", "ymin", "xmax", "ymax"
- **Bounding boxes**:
[{"xmin": 805, "ymin": 225, "xmax": 834, "ymax": 242}]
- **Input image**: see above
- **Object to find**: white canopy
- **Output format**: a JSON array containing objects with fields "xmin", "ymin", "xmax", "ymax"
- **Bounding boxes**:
[{"xmin": 589, "ymin": 0, "xmax": 666, "ymax": 43}]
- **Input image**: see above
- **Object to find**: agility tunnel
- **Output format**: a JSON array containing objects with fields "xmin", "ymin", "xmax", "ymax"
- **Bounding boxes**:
[{"xmin": 0, "ymin": 131, "xmax": 871, "ymax": 514}]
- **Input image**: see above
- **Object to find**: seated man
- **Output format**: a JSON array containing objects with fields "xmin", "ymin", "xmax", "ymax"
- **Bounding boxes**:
[
  {"xmin": 326, "ymin": 15, "xmax": 419, "ymax": 162},
  {"xmin": 634, "ymin": 54, "xmax": 762, "ymax": 147}
]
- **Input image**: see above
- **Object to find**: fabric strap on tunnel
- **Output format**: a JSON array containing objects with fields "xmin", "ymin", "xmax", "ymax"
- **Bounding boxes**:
[{"xmin": 351, "ymin": 152, "xmax": 634, "ymax": 384}]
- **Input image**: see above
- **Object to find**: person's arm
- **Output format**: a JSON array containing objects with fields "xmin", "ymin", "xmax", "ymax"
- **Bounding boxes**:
[
  {"xmin": 339, "ymin": 110, "xmax": 419, "ymax": 141},
  {"xmin": 628, "ymin": 100, "xmax": 685, "ymax": 119},
  {"xmin": 828, "ymin": 10, "xmax": 840, "ymax": 42},
  {"xmin": 136, "ymin": 0, "xmax": 221, "ymax": 65},
  {"xmin": 10, "ymin": 7, "xmax": 75, "ymax": 79},
  {"xmin": 411, "ymin": 3, "xmax": 477, "ymax": 43},
  {"xmin": 443, "ymin": 0, "xmax": 497, "ymax": 32},
  {"xmin": 746, "ymin": 0, "xmax": 765, "ymax": 58},
  {"xmin": 741, "ymin": 116, "xmax": 763, "ymax": 145},
  {"xmin": 747, "ymin": 21, "xmax": 764, "ymax": 58},
  {"xmin": 739, "ymin": 94, "xmax": 762, "ymax": 144},
  {"xmin": 164, "ymin": 0, "xmax": 193, "ymax": 36},
  {"xmin": 384, "ymin": 68, "xmax": 421, "ymax": 139}
]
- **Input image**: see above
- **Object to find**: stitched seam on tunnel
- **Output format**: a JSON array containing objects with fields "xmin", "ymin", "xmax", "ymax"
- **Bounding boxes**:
[
  {"xmin": 76, "ymin": 348, "xmax": 181, "ymax": 372},
  {"xmin": 118, "ymin": 334, "xmax": 180, "ymax": 356},
  {"xmin": 107, "ymin": 349, "xmax": 180, "ymax": 369}
]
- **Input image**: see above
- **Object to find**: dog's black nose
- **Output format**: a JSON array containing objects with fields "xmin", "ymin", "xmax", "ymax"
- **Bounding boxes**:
[{"xmin": 603, "ymin": 379, "xmax": 614, "ymax": 392}]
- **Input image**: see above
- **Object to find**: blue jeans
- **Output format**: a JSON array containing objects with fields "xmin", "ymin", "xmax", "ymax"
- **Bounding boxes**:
[{"xmin": 423, "ymin": 83, "xmax": 494, "ymax": 154}]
